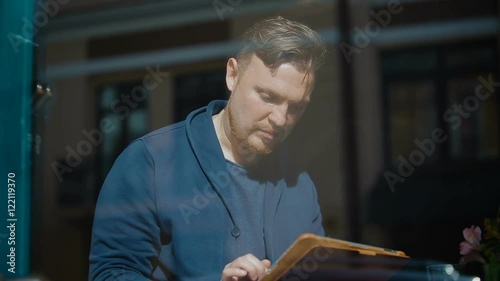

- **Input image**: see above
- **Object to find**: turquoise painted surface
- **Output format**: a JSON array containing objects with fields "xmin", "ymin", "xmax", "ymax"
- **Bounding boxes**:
[{"xmin": 0, "ymin": 0, "xmax": 34, "ymax": 278}]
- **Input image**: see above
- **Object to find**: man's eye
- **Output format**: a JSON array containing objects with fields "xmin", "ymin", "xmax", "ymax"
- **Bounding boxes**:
[{"xmin": 261, "ymin": 93, "xmax": 273, "ymax": 102}]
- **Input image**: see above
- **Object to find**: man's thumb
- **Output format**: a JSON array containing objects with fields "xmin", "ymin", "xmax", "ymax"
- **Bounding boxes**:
[{"xmin": 261, "ymin": 259, "xmax": 272, "ymax": 268}]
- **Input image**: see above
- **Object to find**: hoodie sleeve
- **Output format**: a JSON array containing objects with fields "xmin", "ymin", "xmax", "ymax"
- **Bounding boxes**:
[{"xmin": 89, "ymin": 140, "xmax": 162, "ymax": 281}]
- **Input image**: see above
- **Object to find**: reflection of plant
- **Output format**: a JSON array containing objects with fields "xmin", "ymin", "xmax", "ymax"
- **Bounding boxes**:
[{"xmin": 459, "ymin": 208, "xmax": 500, "ymax": 265}]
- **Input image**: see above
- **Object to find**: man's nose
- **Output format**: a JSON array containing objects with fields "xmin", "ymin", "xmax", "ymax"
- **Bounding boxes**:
[{"xmin": 269, "ymin": 103, "xmax": 287, "ymax": 128}]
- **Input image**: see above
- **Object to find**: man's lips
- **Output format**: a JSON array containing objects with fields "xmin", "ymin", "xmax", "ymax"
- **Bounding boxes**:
[
  {"xmin": 259, "ymin": 129, "xmax": 281, "ymax": 142},
  {"xmin": 260, "ymin": 129, "xmax": 274, "ymax": 138}
]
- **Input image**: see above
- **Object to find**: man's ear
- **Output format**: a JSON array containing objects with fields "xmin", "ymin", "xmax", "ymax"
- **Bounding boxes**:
[{"xmin": 226, "ymin": 58, "xmax": 238, "ymax": 92}]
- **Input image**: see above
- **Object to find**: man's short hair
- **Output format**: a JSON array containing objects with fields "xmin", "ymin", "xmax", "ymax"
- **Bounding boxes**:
[{"xmin": 237, "ymin": 16, "xmax": 327, "ymax": 74}]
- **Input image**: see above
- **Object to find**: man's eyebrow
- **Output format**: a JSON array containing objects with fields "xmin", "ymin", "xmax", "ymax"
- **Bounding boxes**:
[
  {"xmin": 255, "ymin": 85, "xmax": 279, "ymax": 96},
  {"xmin": 255, "ymin": 85, "xmax": 310, "ymax": 105}
]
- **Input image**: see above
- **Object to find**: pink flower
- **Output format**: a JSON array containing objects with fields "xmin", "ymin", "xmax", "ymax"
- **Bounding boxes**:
[
  {"xmin": 459, "ymin": 226, "xmax": 486, "ymax": 265},
  {"xmin": 459, "ymin": 241, "xmax": 473, "ymax": 255},
  {"xmin": 459, "ymin": 250, "xmax": 486, "ymax": 264},
  {"xmin": 463, "ymin": 225, "xmax": 481, "ymax": 246},
  {"xmin": 459, "ymin": 211, "xmax": 500, "ymax": 266}
]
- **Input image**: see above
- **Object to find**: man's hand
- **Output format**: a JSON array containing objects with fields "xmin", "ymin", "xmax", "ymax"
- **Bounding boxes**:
[{"xmin": 221, "ymin": 254, "xmax": 271, "ymax": 281}]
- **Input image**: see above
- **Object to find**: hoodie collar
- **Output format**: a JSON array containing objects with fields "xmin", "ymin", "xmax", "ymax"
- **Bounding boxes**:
[
  {"xmin": 185, "ymin": 100, "xmax": 227, "ymax": 175},
  {"xmin": 185, "ymin": 100, "xmax": 240, "ymax": 226}
]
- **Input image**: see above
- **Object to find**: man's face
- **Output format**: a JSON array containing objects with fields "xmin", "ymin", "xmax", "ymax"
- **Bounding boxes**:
[{"xmin": 225, "ymin": 54, "xmax": 314, "ymax": 155}]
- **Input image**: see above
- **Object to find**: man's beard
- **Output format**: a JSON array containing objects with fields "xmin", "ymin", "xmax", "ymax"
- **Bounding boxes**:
[{"xmin": 228, "ymin": 105, "xmax": 274, "ymax": 157}]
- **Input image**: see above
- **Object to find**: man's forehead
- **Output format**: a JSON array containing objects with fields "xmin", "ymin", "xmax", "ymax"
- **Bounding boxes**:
[{"xmin": 245, "ymin": 54, "xmax": 314, "ymax": 81}]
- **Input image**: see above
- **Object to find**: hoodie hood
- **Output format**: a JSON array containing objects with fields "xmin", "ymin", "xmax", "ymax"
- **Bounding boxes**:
[{"xmin": 184, "ymin": 100, "xmax": 241, "ymax": 228}]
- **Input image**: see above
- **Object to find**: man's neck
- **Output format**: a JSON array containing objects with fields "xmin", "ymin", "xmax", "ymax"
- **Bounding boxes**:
[
  {"xmin": 212, "ymin": 110, "xmax": 258, "ymax": 167},
  {"xmin": 212, "ymin": 110, "xmax": 234, "ymax": 162}
]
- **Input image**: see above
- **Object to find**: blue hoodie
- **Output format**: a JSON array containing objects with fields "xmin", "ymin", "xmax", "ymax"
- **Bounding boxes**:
[{"xmin": 89, "ymin": 100, "xmax": 324, "ymax": 281}]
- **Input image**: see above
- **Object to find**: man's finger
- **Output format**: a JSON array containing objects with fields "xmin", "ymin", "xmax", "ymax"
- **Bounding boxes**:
[
  {"xmin": 230, "ymin": 255, "xmax": 266, "ymax": 280},
  {"xmin": 260, "ymin": 259, "xmax": 271, "ymax": 268},
  {"xmin": 222, "ymin": 267, "xmax": 247, "ymax": 281},
  {"xmin": 244, "ymin": 254, "xmax": 264, "ymax": 271},
  {"xmin": 241, "ymin": 255, "xmax": 268, "ymax": 280}
]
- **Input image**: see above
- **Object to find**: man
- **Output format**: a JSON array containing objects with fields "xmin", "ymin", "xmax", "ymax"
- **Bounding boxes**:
[{"xmin": 89, "ymin": 16, "xmax": 326, "ymax": 281}]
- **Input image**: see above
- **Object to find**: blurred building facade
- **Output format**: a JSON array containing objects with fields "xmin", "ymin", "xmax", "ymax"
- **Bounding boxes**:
[{"xmin": 30, "ymin": 0, "xmax": 500, "ymax": 280}]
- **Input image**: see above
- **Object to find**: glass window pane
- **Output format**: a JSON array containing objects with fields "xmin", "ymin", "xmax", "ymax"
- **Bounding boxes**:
[
  {"xmin": 388, "ymin": 80, "xmax": 438, "ymax": 165},
  {"xmin": 479, "ymin": 94, "xmax": 499, "ymax": 159},
  {"xmin": 174, "ymin": 69, "xmax": 226, "ymax": 122},
  {"xmin": 446, "ymin": 46, "xmax": 496, "ymax": 70},
  {"xmin": 127, "ymin": 109, "xmax": 148, "ymax": 142},
  {"xmin": 447, "ymin": 77, "xmax": 499, "ymax": 159},
  {"xmin": 382, "ymin": 51, "xmax": 437, "ymax": 75},
  {"xmin": 100, "ymin": 86, "xmax": 118, "ymax": 110},
  {"xmin": 100, "ymin": 113, "xmax": 123, "ymax": 176}
]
